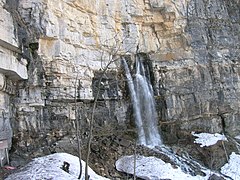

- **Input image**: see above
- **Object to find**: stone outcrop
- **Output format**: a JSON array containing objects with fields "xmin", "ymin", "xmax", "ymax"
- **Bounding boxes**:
[
  {"xmin": 152, "ymin": 0, "xmax": 240, "ymax": 142},
  {"xmin": 0, "ymin": 0, "xmax": 239, "ymax": 173},
  {"xmin": 0, "ymin": 0, "xmax": 28, "ymax": 165},
  {"xmin": 7, "ymin": 0, "xmax": 192, "ymax": 149}
]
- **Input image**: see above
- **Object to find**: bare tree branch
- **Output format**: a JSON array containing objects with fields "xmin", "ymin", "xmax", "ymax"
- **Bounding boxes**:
[
  {"xmin": 74, "ymin": 73, "xmax": 83, "ymax": 179},
  {"xmin": 84, "ymin": 56, "xmax": 120, "ymax": 180}
]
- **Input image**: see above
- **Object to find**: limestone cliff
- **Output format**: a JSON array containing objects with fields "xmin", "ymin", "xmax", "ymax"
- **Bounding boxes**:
[
  {"xmin": 0, "ymin": 0, "xmax": 240, "ymax": 168},
  {"xmin": 0, "ymin": 0, "xmax": 28, "ymax": 164}
]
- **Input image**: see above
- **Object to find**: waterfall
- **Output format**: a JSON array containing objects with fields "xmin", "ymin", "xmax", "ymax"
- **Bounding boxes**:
[{"xmin": 122, "ymin": 57, "xmax": 162, "ymax": 147}]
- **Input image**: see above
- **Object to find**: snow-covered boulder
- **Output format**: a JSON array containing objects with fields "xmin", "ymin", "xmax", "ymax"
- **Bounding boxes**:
[
  {"xmin": 5, "ymin": 153, "xmax": 109, "ymax": 180},
  {"xmin": 221, "ymin": 152, "xmax": 240, "ymax": 180},
  {"xmin": 116, "ymin": 155, "xmax": 215, "ymax": 180},
  {"xmin": 192, "ymin": 132, "xmax": 227, "ymax": 147}
]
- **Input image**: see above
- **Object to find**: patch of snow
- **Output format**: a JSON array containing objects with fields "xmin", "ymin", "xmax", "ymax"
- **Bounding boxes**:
[
  {"xmin": 154, "ymin": 145, "xmax": 208, "ymax": 175},
  {"xmin": 116, "ymin": 155, "xmax": 217, "ymax": 180},
  {"xmin": 235, "ymin": 135, "xmax": 240, "ymax": 140},
  {"xmin": 221, "ymin": 152, "xmax": 240, "ymax": 180},
  {"xmin": 5, "ymin": 153, "xmax": 109, "ymax": 180},
  {"xmin": 192, "ymin": 132, "xmax": 227, "ymax": 147}
]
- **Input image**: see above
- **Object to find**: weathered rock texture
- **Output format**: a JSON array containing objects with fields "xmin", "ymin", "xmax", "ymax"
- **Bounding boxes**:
[
  {"xmin": 0, "ymin": 0, "xmax": 28, "ymax": 164},
  {"xmin": 153, "ymin": 0, "xmax": 240, "ymax": 143},
  {"xmin": 0, "ymin": 0, "xmax": 240, "ymax": 171}
]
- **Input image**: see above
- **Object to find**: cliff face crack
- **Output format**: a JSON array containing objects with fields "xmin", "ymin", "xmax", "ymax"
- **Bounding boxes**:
[
  {"xmin": 216, "ymin": 110, "xmax": 226, "ymax": 134},
  {"xmin": 151, "ymin": 24, "xmax": 161, "ymax": 50}
]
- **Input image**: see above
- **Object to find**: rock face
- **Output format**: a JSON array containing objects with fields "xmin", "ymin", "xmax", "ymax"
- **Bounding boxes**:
[
  {"xmin": 153, "ymin": 0, "xmax": 240, "ymax": 142},
  {"xmin": 0, "ymin": 0, "xmax": 239, "ymax": 169},
  {"xmin": 0, "ymin": 0, "xmax": 28, "ymax": 164}
]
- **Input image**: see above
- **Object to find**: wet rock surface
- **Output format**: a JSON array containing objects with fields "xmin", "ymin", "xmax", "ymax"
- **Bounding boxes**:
[{"xmin": 170, "ymin": 133, "xmax": 238, "ymax": 171}]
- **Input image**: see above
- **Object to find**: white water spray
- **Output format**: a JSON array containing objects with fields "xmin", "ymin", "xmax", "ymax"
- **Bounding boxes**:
[{"xmin": 122, "ymin": 57, "xmax": 162, "ymax": 147}]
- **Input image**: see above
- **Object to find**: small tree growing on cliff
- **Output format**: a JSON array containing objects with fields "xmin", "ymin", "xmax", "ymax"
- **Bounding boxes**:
[{"xmin": 84, "ymin": 33, "xmax": 135, "ymax": 179}]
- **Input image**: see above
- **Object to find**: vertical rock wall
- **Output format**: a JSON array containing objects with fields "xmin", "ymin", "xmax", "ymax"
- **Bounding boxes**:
[
  {"xmin": 151, "ymin": 0, "xmax": 240, "ymax": 142},
  {"xmin": 0, "ymin": 0, "xmax": 28, "ymax": 164},
  {"xmin": 0, "ymin": 0, "xmax": 239, "ymax": 152}
]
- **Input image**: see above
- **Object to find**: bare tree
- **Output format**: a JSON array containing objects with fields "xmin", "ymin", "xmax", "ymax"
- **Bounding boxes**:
[
  {"xmin": 84, "ymin": 56, "xmax": 120, "ymax": 180},
  {"xmin": 74, "ymin": 73, "xmax": 83, "ymax": 179},
  {"xmin": 84, "ymin": 33, "xmax": 135, "ymax": 179}
]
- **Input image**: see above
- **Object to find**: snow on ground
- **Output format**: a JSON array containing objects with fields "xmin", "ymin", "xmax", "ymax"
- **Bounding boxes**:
[
  {"xmin": 192, "ymin": 132, "xmax": 227, "ymax": 147},
  {"xmin": 116, "ymin": 155, "xmax": 217, "ymax": 180},
  {"xmin": 235, "ymin": 135, "xmax": 240, "ymax": 140},
  {"xmin": 116, "ymin": 153, "xmax": 240, "ymax": 180},
  {"xmin": 5, "ymin": 153, "xmax": 109, "ymax": 180},
  {"xmin": 221, "ymin": 152, "xmax": 240, "ymax": 180},
  {"xmin": 115, "ymin": 132, "xmax": 240, "ymax": 180}
]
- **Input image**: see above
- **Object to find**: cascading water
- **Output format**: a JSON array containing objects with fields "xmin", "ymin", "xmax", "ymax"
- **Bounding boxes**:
[{"xmin": 122, "ymin": 56, "xmax": 162, "ymax": 147}]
